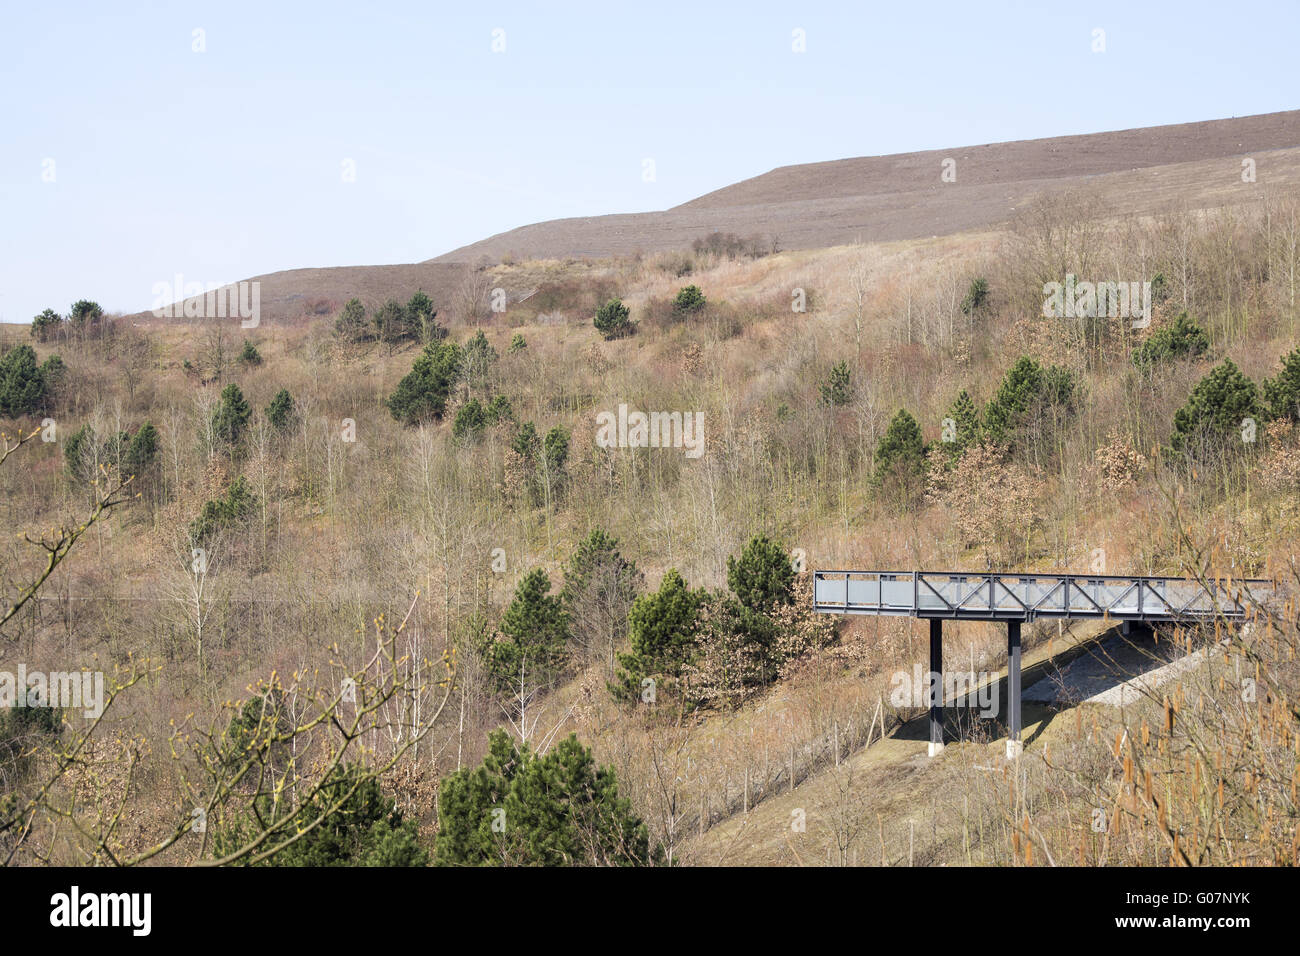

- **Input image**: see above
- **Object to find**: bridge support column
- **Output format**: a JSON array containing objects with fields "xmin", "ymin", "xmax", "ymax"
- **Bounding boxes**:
[
  {"xmin": 1006, "ymin": 620, "xmax": 1022, "ymax": 758},
  {"xmin": 928, "ymin": 618, "xmax": 944, "ymax": 757},
  {"xmin": 1121, "ymin": 620, "xmax": 1154, "ymax": 640}
]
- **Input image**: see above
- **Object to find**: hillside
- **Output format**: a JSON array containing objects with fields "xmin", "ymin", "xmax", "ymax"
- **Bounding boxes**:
[
  {"xmin": 133, "ymin": 111, "xmax": 1300, "ymax": 328},
  {"xmin": 679, "ymin": 110, "xmax": 1300, "ymax": 209},
  {"xmin": 432, "ymin": 111, "xmax": 1300, "ymax": 266},
  {"xmin": 3, "ymin": 113, "xmax": 1299, "ymax": 869}
]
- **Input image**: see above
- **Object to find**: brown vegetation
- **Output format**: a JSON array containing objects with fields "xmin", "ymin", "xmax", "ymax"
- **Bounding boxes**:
[{"xmin": 5, "ymin": 143, "xmax": 1300, "ymax": 866}]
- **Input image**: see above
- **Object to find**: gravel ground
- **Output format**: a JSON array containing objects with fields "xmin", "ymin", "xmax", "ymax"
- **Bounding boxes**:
[{"xmin": 1024, "ymin": 628, "xmax": 1185, "ymax": 707}]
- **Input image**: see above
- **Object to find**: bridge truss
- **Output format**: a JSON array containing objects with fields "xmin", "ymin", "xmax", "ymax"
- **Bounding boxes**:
[{"xmin": 812, "ymin": 570, "xmax": 1271, "ymax": 757}]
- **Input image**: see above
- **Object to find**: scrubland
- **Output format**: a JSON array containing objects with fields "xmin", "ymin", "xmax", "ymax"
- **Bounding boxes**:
[{"xmin": 1, "ymin": 188, "xmax": 1298, "ymax": 866}]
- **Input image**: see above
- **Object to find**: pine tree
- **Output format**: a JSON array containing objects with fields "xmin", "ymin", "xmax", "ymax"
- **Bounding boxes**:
[
  {"xmin": 212, "ymin": 383, "xmax": 253, "ymax": 444},
  {"xmin": 386, "ymin": 341, "xmax": 463, "ymax": 424},
  {"xmin": 560, "ymin": 529, "xmax": 643, "ymax": 669},
  {"xmin": 238, "ymin": 340, "xmax": 262, "ymax": 365},
  {"xmin": 1132, "ymin": 312, "xmax": 1210, "ymax": 369},
  {"xmin": 0, "ymin": 696, "xmax": 62, "ymax": 783},
  {"xmin": 513, "ymin": 421, "xmax": 539, "ymax": 461},
  {"xmin": 1169, "ymin": 358, "xmax": 1262, "ymax": 459},
  {"xmin": 611, "ymin": 569, "xmax": 705, "ymax": 705},
  {"xmin": 64, "ymin": 424, "xmax": 96, "ymax": 483},
  {"xmin": 265, "ymin": 389, "xmax": 296, "ymax": 431},
  {"xmin": 1263, "ymin": 346, "xmax": 1300, "ymax": 422},
  {"xmin": 213, "ymin": 763, "xmax": 426, "ymax": 867},
  {"xmin": 335, "ymin": 298, "xmax": 369, "ymax": 342},
  {"xmin": 453, "ymin": 394, "xmax": 513, "ymax": 440},
  {"xmin": 406, "ymin": 290, "xmax": 434, "ymax": 319},
  {"xmin": 985, "ymin": 356, "xmax": 1042, "ymax": 442},
  {"xmin": 726, "ymin": 535, "xmax": 795, "ymax": 614},
  {"xmin": 431, "ymin": 728, "xmax": 517, "ymax": 865},
  {"xmin": 434, "ymin": 730, "xmax": 661, "ymax": 866},
  {"xmin": 39, "ymin": 354, "xmax": 65, "ymax": 387},
  {"xmin": 960, "ymin": 277, "xmax": 989, "ymax": 315},
  {"xmin": 453, "ymin": 399, "xmax": 487, "ymax": 439},
  {"xmin": 219, "ymin": 691, "xmax": 292, "ymax": 774},
  {"xmin": 538, "ymin": 425, "xmax": 570, "ymax": 502},
  {"xmin": 406, "ymin": 290, "xmax": 444, "ymax": 342},
  {"xmin": 30, "ymin": 308, "xmax": 63, "ymax": 343},
  {"xmin": 190, "ymin": 475, "xmax": 256, "ymax": 543},
  {"xmin": 672, "ymin": 285, "xmax": 707, "ymax": 316},
  {"xmin": 543, "ymin": 426, "xmax": 569, "ymax": 472},
  {"xmin": 0, "ymin": 344, "xmax": 52, "ymax": 417},
  {"xmin": 872, "ymin": 408, "xmax": 927, "ymax": 495},
  {"xmin": 462, "ymin": 330, "xmax": 498, "ymax": 395},
  {"xmin": 720, "ymin": 535, "xmax": 797, "ymax": 689},
  {"xmin": 594, "ymin": 298, "xmax": 633, "ymax": 339},
  {"xmin": 67, "ymin": 299, "xmax": 104, "ymax": 335},
  {"xmin": 983, "ymin": 356, "xmax": 1076, "ymax": 450},
  {"xmin": 941, "ymin": 389, "xmax": 983, "ymax": 462},
  {"xmin": 123, "ymin": 422, "xmax": 158, "ymax": 478},
  {"xmin": 1150, "ymin": 272, "xmax": 1170, "ymax": 302},
  {"xmin": 506, "ymin": 421, "xmax": 544, "ymax": 505},
  {"xmin": 485, "ymin": 394, "xmax": 513, "ymax": 423},
  {"xmin": 485, "ymin": 569, "xmax": 570, "ymax": 694},
  {"xmin": 371, "ymin": 298, "xmax": 419, "ymax": 344},
  {"xmin": 820, "ymin": 361, "xmax": 853, "ymax": 406}
]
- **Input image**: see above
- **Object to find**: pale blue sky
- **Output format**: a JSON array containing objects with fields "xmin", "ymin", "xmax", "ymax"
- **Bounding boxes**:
[{"xmin": 2, "ymin": 0, "xmax": 1297, "ymax": 323}]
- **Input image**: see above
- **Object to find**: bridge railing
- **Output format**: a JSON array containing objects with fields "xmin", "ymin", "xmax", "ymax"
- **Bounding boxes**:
[{"xmin": 812, "ymin": 570, "xmax": 1271, "ymax": 622}]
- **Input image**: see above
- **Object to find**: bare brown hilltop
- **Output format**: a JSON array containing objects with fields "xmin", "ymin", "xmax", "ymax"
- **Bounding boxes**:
[
  {"xmin": 677, "ymin": 110, "xmax": 1300, "ymax": 208},
  {"xmin": 145, "ymin": 110, "xmax": 1300, "ymax": 324},
  {"xmin": 433, "ymin": 110, "xmax": 1300, "ymax": 263}
]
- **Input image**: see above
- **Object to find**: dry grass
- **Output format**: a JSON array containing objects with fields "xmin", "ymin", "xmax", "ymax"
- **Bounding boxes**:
[{"xmin": 2, "ymin": 168, "xmax": 1300, "ymax": 864}]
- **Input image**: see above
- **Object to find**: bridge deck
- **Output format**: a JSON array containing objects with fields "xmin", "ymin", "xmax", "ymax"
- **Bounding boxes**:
[
  {"xmin": 812, "ymin": 569, "xmax": 1271, "ymax": 758},
  {"xmin": 812, "ymin": 570, "xmax": 1269, "ymax": 623}
]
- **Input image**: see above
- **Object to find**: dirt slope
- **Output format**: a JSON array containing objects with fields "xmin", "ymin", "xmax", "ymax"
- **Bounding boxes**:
[
  {"xmin": 679, "ymin": 110, "xmax": 1300, "ymax": 209},
  {"xmin": 430, "ymin": 110, "xmax": 1300, "ymax": 264},
  {"xmin": 140, "ymin": 110, "xmax": 1300, "ymax": 325}
]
